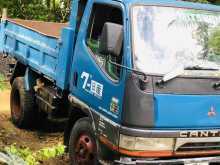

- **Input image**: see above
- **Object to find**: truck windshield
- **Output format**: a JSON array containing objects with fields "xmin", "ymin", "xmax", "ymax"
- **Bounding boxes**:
[{"xmin": 132, "ymin": 6, "xmax": 220, "ymax": 75}]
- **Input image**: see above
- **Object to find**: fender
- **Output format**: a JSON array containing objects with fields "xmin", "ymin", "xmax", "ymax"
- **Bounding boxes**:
[
  {"xmin": 64, "ymin": 95, "xmax": 96, "ymax": 148},
  {"xmin": 68, "ymin": 94, "xmax": 96, "ymax": 131}
]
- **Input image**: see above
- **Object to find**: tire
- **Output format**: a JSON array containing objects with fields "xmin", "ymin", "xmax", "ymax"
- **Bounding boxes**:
[
  {"xmin": 69, "ymin": 117, "xmax": 98, "ymax": 165},
  {"xmin": 10, "ymin": 77, "xmax": 36, "ymax": 128}
]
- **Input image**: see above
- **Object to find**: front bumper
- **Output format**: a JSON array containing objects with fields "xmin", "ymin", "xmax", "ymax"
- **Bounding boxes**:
[
  {"xmin": 96, "ymin": 115, "xmax": 220, "ymax": 163},
  {"xmin": 119, "ymin": 127, "xmax": 220, "ymax": 157},
  {"xmin": 114, "ymin": 156, "xmax": 220, "ymax": 165}
]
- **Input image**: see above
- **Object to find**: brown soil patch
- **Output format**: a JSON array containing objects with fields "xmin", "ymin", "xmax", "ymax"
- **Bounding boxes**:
[
  {"xmin": 0, "ymin": 89, "xmax": 69, "ymax": 164},
  {"xmin": 0, "ymin": 90, "xmax": 10, "ymax": 113}
]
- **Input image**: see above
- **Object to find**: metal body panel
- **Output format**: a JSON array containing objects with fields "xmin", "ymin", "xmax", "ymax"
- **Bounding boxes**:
[
  {"xmin": 6, "ymin": 18, "xmax": 67, "ymax": 38},
  {"xmin": 69, "ymin": 0, "xmax": 127, "ymax": 124},
  {"xmin": 0, "ymin": 1, "xmax": 78, "ymax": 90},
  {"xmin": 122, "ymin": 75, "xmax": 154, "ymax": 127},
  {"xmin": 153, "ymin": 76, "xmax": 220, "ymax": 95},
  {"xmin": 2, "ymin": 20, "xmax": 59, "ymax": 80},
  {"xmin": 56, "ymin": 27, "xmax": 75, "ymax": 89},
  {"xmin": 154, "ymin": 94, "xmax": 220, "ymax": 128}
]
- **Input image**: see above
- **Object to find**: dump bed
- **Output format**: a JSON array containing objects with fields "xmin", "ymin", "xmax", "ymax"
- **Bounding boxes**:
[
  {"xmin": 1, "ymin": 19, "xmax": 67, "ymax": 81},
  {"xmin": 8, "ymin": 19, "xmax": 67, "ymax": 38}
]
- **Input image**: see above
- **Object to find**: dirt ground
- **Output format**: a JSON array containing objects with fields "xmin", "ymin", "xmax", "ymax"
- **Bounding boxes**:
[{"xmin": 0, "ymin": 89, "xmax": 70, "ymax": 164}]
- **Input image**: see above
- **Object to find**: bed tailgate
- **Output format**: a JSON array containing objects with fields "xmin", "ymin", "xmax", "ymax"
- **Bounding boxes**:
[{"xmin": 1, "ymin": 19, "xmax": 64, "ymax": 80}]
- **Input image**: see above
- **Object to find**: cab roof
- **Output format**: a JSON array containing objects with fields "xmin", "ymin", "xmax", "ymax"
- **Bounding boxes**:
[{"xmin": 119, "ymin": 0, "xmax": 220, "ymax": 12}]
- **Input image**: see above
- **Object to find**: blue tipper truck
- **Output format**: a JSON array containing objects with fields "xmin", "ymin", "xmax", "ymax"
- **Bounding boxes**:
[{"xmin": 3, "ymin": 0, "xmax": 220, "ymax": 164}]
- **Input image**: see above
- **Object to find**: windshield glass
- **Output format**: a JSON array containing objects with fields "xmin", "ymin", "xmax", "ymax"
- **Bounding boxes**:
[{"xmin": 132, "ymin": 6, "xmax": 220, "ymax": 75}]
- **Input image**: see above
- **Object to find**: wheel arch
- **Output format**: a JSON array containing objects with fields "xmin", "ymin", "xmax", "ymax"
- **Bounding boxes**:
[
  {"xmin": 10, "ymin": 62, "xmax": 39, "ymax": 92},
  {"xmin": 10, "ymin": 62, "xmax": 26, "ymax": 85},
  {"xmin": 64, "ymin": 95, "xmax": 96, "ymax": 149}
]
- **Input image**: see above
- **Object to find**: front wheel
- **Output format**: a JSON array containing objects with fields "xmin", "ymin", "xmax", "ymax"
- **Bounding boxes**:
[{"xmin": 69, "ymin": 117, "xmax": 98, "ymax": 165}]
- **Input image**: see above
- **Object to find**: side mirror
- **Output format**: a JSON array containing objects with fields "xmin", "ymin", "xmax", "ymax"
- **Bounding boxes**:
[{"xmin": 99, "ymin": 22, "xmax": 123, "ymax": 57}]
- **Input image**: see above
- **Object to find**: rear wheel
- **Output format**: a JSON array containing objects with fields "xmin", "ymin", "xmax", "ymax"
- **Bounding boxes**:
[
  {"xmin": 69, "ymin": 117, "xmax": 98, "ymax": 165},
  {"xmin": 10, "ymin": 77, "xmax": 36, "ymax": 128}
]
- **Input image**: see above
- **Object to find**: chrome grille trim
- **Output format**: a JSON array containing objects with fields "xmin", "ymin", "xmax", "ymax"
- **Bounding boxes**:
[{"xmin": 175, "ymin": 137, "xmax": 220, "ymax": 152}]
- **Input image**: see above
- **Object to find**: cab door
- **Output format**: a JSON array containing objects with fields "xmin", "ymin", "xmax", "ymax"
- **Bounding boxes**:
[{"xmin": 70, "ymin": 0, "xmax": 126, "ymax": 123}]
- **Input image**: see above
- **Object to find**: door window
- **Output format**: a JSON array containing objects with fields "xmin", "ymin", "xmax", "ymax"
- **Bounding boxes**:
[{"xmin": 86, "ymin": 3, "xmax": 123, "ymax": 80}]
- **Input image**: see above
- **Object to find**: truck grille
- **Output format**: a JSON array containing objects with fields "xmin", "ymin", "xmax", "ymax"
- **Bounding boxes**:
[{"xmin": 177, "ymin": 142, "xmax": 220, "ymax": 152}]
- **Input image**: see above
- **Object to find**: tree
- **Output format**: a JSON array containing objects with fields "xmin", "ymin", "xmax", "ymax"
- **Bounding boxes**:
[
  {"xmin": 185, "ymin": 0, "xmax": 209, "ymax": 3},
  {"xmin": 0, "ymin": 0, "xmax": 218, "ymax": 22},
  {"xmin": 0, "ymin": 0, "xmax": 71, "ymax": 22}
]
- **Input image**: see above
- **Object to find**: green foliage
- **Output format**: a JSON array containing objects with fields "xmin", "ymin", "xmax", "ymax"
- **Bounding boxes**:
[
  {"xmin": 36, "ymin": 143, "xmax": 65, "ymax": 161},
  {"xmin": 0, "ymin": 0, "xmax": 71, "ymax": 22},
  {"xmin": 4, "ymin": 143, "xmax": 65, "ymax": 165},
  {"xmin": 5, "ymin": 144, "xmax": 36, "ymax": 165},
  {"xmin": 87, "ymin": 39, "xmax": 100, "ymax": 53},
  {"xmin": 186, "ymin": 0, "xmax": 210, "ymax": 3},
  {"xmin": 0, "ymin": 74, "xmax": 7, "ymax": 91},
  {"xmin": 0, "ymin": 74, "xmax": 4, "ymax": 81},
  {"xmin": 208, "ymin": 27, "xmax": 220, "ymax": 55}
]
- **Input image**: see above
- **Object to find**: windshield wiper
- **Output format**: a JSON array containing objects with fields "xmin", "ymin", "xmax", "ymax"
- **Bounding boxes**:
[
  {"xmin": 156, "ymin": 66, "xmax": 184, "ymax": 87},
  {"xmin": 184, "ymin": 65, "xmax": 219, "ymax": 71},
  {"xmin": 156, "ymin": 65, "xmax": 219, "ymax": 87}
]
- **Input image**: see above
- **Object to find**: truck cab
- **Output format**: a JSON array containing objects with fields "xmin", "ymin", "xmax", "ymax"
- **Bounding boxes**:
[
  {"xmin": 3, "ymin": 0, "xmax": 220, "ymax": 164},
  {"xmin": 67, "ymin": 0, "xmax": 220, "ymax": 164}
]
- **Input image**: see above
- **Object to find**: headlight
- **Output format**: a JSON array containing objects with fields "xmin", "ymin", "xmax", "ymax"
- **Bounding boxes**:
[{"xmin": 119, "ymin": 134, "xmax": 175, "ymax": 151}]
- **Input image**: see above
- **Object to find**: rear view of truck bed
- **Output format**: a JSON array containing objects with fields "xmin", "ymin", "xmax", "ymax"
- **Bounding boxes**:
[{"xmin": 1, "ymin": 18, "xmax": 67, "ymax": 80}]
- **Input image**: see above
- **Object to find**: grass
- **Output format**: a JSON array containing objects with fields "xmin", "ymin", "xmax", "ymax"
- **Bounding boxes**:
[{"xmin": 0, "ymin": 74, "xmax": 9, "ymax": 91}]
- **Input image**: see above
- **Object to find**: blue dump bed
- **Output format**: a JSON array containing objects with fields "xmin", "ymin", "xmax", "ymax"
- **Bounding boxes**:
[{"xmin": 0, "ymin": 19, "xmax": 67, "ymax": 82}]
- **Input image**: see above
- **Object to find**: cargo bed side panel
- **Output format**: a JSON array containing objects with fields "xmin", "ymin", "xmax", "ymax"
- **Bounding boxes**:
[{"xmin": 3, "ymin": 20, "xmax": 59, "ymax": 80}]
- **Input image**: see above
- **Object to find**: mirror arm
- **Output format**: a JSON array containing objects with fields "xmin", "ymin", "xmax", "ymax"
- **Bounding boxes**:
[
  {"xmin": 107, "ymin": 56, "xmax": 149, "ymax": 90},
  {"xmin": 107, "ymin": 55, "xmax": 147, "ymax": 78}
]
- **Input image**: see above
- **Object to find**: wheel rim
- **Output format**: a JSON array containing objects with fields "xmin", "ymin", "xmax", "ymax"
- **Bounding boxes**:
[
  {"xmin": 12, "ymin": 89, "xmax": 21, "ymax": 120},
  {"xmin": 75, "ymin": 134, "xmax": 97, "ymax": 164}
]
